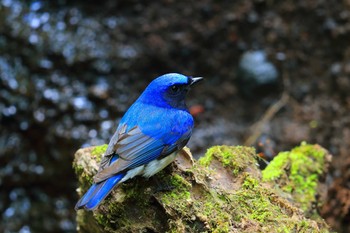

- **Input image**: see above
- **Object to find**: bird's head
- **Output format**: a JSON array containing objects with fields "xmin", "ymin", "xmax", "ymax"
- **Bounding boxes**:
[{"xmin": 139, "ymin": 73, "xmax": 203, "ymax": 109}]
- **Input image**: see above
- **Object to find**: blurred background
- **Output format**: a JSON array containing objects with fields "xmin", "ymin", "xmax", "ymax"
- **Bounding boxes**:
[{"xmin": 1, "ymin": 0, "xmax": 350, "ymax": 232}]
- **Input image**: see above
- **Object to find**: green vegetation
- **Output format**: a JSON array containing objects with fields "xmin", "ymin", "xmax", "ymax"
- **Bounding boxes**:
[
  {"xmin": 199, "ymin": 145, "xmax": 257, "ymax": 176},
  {"xmin": 262, "ymin": 142, "xmax": 328, "ymax": 212},
  {"xmin": 91, "ymin": 144, "xmax": 108, "ymax": 163}
]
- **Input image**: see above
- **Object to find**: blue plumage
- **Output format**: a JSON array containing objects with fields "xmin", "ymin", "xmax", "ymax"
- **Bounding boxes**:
[
  {"xmin": 76, "ymin": 174, "xmax": 125, "ymax": 210},
  {"xmin": 75, "ymin": 73, "xmax": 202, "ymax": 210}
]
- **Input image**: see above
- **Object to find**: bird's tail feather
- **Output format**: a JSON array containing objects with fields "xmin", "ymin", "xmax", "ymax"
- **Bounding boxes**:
[{"xmin": 75, "ymin": 173, "xmax": 124, "ymax": 211}]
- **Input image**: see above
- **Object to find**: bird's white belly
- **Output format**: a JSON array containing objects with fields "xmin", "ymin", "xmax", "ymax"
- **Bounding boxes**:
[
  {"xmin": 142, "ymin": 152, "xmax": 178, "ymax": 178},
  {"xmin": 120, "ymin": 165, "xmax": 145, "ymax": 183},
  {"xmin": 119, "ymin": 152, "xmax": 178, "ymax": 183}
]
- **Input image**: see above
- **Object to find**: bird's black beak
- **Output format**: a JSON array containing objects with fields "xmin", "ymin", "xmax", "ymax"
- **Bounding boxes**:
[{"xmin": 189, "ymin": 77, "xmax": 203, "ymax": 86}]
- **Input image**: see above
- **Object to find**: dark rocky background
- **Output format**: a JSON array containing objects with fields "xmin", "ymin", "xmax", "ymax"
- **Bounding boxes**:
[{"xmin": 0, "ymin": 0, "xmax": 349, "ymax": 232}]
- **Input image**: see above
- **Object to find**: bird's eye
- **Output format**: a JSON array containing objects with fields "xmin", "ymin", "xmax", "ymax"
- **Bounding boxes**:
[{"xmin": 170, "ymin": 85, "xmax": 180, "ymax": 94}]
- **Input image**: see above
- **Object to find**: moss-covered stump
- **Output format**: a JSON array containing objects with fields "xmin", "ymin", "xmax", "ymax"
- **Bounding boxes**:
[{"xmin": 74, "ymin": 143, "xmax": 331, "ymax": 233}]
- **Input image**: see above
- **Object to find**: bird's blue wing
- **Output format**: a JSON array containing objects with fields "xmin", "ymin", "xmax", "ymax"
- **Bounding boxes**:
[{"xmin": 94, "ymin": 126, "xmax": 172, "ymax": 183}]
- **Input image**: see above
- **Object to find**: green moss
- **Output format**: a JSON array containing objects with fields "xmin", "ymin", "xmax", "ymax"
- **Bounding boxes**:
[
  {"xmin": 242, "ymin": 175, "xmax": 259, "ymax": 189},
  {"xmin": 230, "ymin": 174, "xmax": 281, "ymax": 224},
  {"xmin": 94, "ymin": 213, "xmax": 106, "ymax": 228},
  {"xmin": 185, "ymin": 172, "xmax": 322, "ymax": 233},
  {"xmin": 95, "ymin": 199, "xmax": 130, "ymax": 231},
  {"xmin": 74, "ymin": 163, "xmax": 93, "ymax": 190},
  {"xmin": 160, "ymin": 170, "xmax": 238, "ymax": 232},
  {"xmin": 200, "ymin": 196, "xmax": 231, "ymax": 232},
  {"xmin": 161, "ymin": 174, "xmax": 192, "ymax": 212},
  {"xmin": 190, "ymin": 144, "xmax": 329, "ymax": 232},
  {"xmin": 260, "ymin": 152, "xmax": 289, "ymax": 181},
  {"xmin": 91, "ymin": 180, "xmax": 159, "ymax": 233},
  {"xmin": 91, "ymin": 144, "xmax": 108, "ymax": 162},
  {"xmin": 199, "ymin": 146, "xmax": 257, "ymax": 176},
  {"xmin": 262, "ymin": 142, "xmax": 327, "ymax": 212},
  {"xmin": 198, "ymin": 148, "xmax": 214, "ymax": 167}
]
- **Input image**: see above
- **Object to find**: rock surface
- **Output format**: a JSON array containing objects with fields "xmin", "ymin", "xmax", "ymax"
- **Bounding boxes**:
[{"xmin": 74, "ymin": 144, "xmax": 331, "ymax": 232}]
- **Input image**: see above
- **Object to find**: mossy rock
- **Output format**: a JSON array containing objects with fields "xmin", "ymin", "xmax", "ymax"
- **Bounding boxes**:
[
  {"xmin": 73, "ymin": 144, "xmax": 331, "ymax": 232},
  {"xmin": 262, "ymin": 142, "xmax": 332, "ymax": 217}
]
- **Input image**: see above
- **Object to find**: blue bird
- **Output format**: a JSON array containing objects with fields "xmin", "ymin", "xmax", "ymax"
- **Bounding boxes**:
[{"xmin": 75, "ymin": 73, "xmax": 202, "ymax": 210}]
